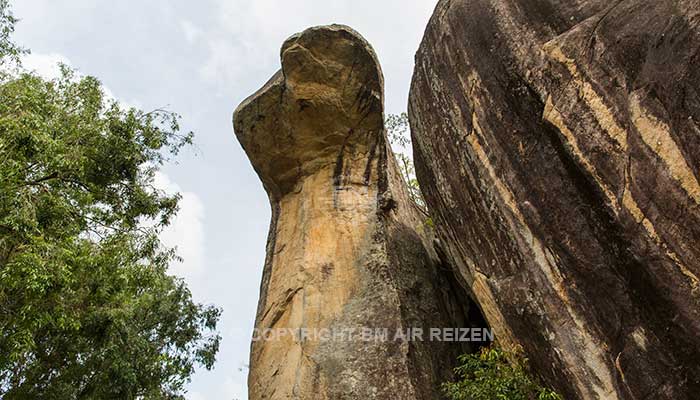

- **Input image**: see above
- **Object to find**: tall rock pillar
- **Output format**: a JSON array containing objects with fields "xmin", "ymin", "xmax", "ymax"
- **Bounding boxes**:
[{"xmin": 234, "ymin": 25, "xmax": 478, "ymax": 399}]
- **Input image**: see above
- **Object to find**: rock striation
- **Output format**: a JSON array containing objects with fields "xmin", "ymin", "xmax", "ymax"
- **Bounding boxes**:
[
  {"xmin": 410, "ymin": 1, "xmax": 700, "ymax": 399},
  {"xmin": 234, "ymin": 25, "xmax": 480, "ymax": 399}
]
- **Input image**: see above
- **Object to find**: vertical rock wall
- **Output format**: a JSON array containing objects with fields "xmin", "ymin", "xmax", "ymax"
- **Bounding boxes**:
[
  {"xmin": 234, "ymin": 25, "xmax": 479, "ymax": 399},
  {"xmin": 409, "ymin": 1, "xmax": 700, "ymax": 399}
]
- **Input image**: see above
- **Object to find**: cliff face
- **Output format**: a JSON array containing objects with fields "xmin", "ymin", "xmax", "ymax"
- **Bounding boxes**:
[
  {"xmin": 410, "ymin": 1, "xmax": 700, "ymax": 399},
  {"xmin": 234, "ymin": 25, "xmax": 478, "ymax": 400}
]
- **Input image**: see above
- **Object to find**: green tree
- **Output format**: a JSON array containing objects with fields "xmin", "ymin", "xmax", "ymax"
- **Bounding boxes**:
[
  {"xmin": 0, "ymin": 2, "xmax": 220, "ymax": 398},
  {"xmin": 0, "ymin": 0, "xmax": 24, "ymax": 67},
  {"xmin": 443, "ymin": 345, "xmax": 562, "ymax": 400},
  {"xmin": 386, "ymin": 112, "xmax": 427, "ymax": 215}
]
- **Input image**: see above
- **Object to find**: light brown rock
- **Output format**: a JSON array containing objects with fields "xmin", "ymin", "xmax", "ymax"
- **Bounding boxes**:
[{"xmin": 234, "ymin": 25, "xmax": 479, "ymax": 399}]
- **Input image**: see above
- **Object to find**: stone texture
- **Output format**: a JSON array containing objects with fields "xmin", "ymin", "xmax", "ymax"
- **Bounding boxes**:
[
  {"xmin": 234, "ymin": 25, "xmax": 479, "ymax": 399},
  {"xmin": 409, "ymin": 1, "xmax": 700, "ymax": 399}
]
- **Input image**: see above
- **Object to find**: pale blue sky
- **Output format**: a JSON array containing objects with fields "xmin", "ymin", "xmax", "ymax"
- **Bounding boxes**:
[{"xmin": 13, "ymin": 1, "xmax": 438, "ymax": 398}]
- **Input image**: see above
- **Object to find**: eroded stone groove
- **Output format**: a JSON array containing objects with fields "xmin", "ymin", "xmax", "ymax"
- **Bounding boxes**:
[
  {"xmin": 410, "ymin": 1, "xmax": 700, "ymax": 399},
  {"xmin": 234, "ymin": 25, "xmax": 480, "ymax": 399}
]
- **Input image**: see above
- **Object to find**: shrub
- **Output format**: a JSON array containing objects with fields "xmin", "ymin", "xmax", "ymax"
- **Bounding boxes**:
[{"xmin": 443, "ymin": 345, "xmax": 562, "ymax": 400}]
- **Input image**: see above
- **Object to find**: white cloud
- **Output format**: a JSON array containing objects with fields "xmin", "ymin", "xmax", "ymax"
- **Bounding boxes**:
[
  {"xmin": 153, "ymin": 172, "xmax": 206, "ymax": 280},
  {"xmin": 198, "ymin": 37, "xmax": 249, "ymax": 86},
  {"xmin": 223, "ymin": 376, "xmax": 247, "ymax": 400},
  {"xmin": 186, "ymin": 391, "xmax": 205, "ymax": 400},
  {"xmin": 198, "ymin": 0, "xmax": 339, "ymax": 92},
  {"xmin": 185, "ymin": 373, "xmax": 246, "ymax": 400},
  {"xmin": 21, "ymin": 52, "xmax": 71, "ymax": 80},
  {"xmin": 20, "ymin": 52, "xmax": 142, "ymax": 110},
  {"xmin": 180, "ymin": 19, "xmax": 202, "ymax": 44},
  {"xmin": 100, "ymin": 85, "xmax": 142, "ymax": 111}
]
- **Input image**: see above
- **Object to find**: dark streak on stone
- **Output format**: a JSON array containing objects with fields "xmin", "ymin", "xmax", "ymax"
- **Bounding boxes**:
[{"xmin": 363, "ymin": 131, "xmax": 379, "ymax": 185}]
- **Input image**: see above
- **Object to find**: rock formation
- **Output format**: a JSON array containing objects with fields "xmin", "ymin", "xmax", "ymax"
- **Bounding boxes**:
[
  {"xmin": 410, "ymin": 1, "xmax": 700, "ymax": 399},
  {"xmin": 234, "ymin": 25, "xmax": 480, "ymax": 399}
]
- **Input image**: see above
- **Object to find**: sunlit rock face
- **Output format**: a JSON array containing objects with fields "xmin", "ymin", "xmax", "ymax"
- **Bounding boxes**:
[
  {"xmin": 234, "ymin": 25, "xmax": 480, "ymax": 400},
  {"xmin": 410, "ymin": 1, "xmax": 700, "ymax": 399}
]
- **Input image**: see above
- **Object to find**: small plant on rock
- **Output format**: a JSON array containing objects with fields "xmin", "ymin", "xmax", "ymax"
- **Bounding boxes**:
[{"xmin": 443, "ymin": 345, "xmax": 562, "ymax": 400}]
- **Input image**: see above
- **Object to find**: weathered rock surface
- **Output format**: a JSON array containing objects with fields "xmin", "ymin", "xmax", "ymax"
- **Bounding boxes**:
[
  {"xmin": 410, "ymin": 1, "xmax": 700, "ymax": 399},
  {"xmin": 234, "ymin": 25, "xmax": 479, "ymax": 399}
]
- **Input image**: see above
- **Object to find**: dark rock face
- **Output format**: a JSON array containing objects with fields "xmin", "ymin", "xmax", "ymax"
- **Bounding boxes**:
[
  {"xmin": 409, "ymin": 1, "xmax": 700, "ymax": 399},
  {"xmin": 234, "ymin": 25, "xmax": 480, "ymax": 399}
]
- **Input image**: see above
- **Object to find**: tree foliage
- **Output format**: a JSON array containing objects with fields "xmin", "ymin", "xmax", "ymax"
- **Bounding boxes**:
[
  {"xmin": 0, "ymin": 0, "xmax": 24, "ymax": 67},
  {"xmin": 443, "ymin": 345, "xmax": 562, "ymax": 400},
  {"xmin": 0, "ymin": 2, "xmax": 220, "ymax": 398},
  {"xmin": 386, "ymin": 112, "xmax": 427, "ymax": 215}
]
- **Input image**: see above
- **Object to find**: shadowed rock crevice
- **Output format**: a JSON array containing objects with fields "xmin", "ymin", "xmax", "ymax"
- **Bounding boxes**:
[{"xmin": 234, "ymin": 25, "xmax": 484, "ymax": 400}]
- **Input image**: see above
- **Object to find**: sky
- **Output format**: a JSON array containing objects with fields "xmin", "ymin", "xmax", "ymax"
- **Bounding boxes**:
[{"xmin": 12, "ymin": 1, "xmax": 438, "ymax": 398}]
